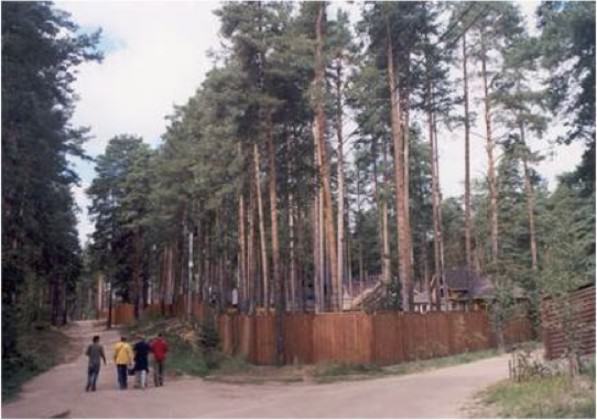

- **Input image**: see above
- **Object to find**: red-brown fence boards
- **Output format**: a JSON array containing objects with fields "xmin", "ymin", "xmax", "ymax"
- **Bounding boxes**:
[
  {"xmin": 105, "ymin": 302, "xmax": 534, "ymax": 366},
  {"xmin": 283, "ymin": 313, "xmax": 314, "ymax": 364},
  {"xmin": 237, "ymin": 315, "xmax": 255, "ymax": 360},
  {"xmin": 372, "ymin": 312, "xmax": 404, "ymax": 365},
  {"xmin": 312, "ymin": 312, "xmax": 374, "ymax": 364},
  {"xmin": 425, "ymin": 312, "xmax": 451, "ymax": 357},
  {"xmin": 218, "ymin": 314, "xmax": 235, "ymax": 355},
  {"xmin": 111, "ymin": 303, "xmax": 134, "ymax": 325},
  {"xmin": 542, "ymin": 284, "xmax": 595, "ymax": 359},
  {"xmin": 253, "ymin": 314, "xmax": 276, "ymax": 365}
]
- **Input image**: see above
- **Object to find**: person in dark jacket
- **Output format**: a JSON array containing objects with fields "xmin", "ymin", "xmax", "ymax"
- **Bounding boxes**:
[
  {"xmin": 150, "ymin": 333, "xmax": 169, "ymax": 386},
  {"xmin": 85, "ymin": 335, "xmax": 106, "ymax": 392},
  {"xmin": 133, "ymin": 336, "xmax": 151, "ymax": 389}
]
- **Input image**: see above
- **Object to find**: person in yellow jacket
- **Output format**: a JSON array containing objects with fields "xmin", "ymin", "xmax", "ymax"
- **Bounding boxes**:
[{"xmin": 113, "ymin": 336, "xmax": 134, "ymax": 390}]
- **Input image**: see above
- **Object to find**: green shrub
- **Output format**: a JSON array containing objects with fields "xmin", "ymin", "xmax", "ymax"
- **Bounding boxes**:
[
  {"xmin": 477, "ymin": 375, "xmax": 596, "ymax": 418},
  {"xmin": 314, "ymin": 362, "xmax": 382, "ymax": 378},
  {"xmin": 198, "ymin": 315, "xmax": 220, "ymax": 368},
  {"xmin": 580, "ymin": 355, "xmax": 596, "ymax": 384},
  {"xmin": 2, "ymin": 327, "xmax": 71, "ymax": 401}
]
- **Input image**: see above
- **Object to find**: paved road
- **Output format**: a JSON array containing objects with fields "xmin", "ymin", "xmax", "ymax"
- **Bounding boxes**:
[{"xmin": 2, "ymin": 320, "xmax": 510, "ymax": 418}]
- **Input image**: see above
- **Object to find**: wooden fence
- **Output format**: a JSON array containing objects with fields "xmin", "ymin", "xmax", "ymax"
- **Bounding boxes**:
[
  {"xmin": 104, "ymin": 301, "xmax": 534, "ymax": 365},
  {"xmin": 106, "ymin": 297, "xmax": 209, "ymax": 326},
  {"xmin": 217, "ymin": 310, "xmax": 533, "ymax": 366},
  {"xmin": 100, "ymin": 304, "xmax": 135, "ymax": 326},
  {"xmin": 542, "ymin": 284, "xmax": 595, "ymax": 360}
]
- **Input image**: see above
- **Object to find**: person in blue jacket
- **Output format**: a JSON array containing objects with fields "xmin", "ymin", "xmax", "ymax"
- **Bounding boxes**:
[{"xmin": 133, "ymin": 336, "xmax": 151, "ymax": 389}]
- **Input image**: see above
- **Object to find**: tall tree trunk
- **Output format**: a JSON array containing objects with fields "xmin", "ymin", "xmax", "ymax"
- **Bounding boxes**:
[
  {"xmin": 520, "ymin": 123, "xmax": 538, "ymax": 271},
  {"xmin": 313, "ymin": 3, "xmax": 339, "ymax": 311},
  {"xmin": 267, "ymin": 114, "xmax": 281, "ymax": 307},
  {"xmin": 266, "ymin": 113, "xmax": 284, "ymax": 364},
  {"xmin": 132, "ymin": 227, "xmax": 143, "ymax": 319},
  {"xmin": 62, "ymin": 281, "xmax": 68, "ymax": 325},
  {"xmin": 433, "ymin": 112, "xmax": 447, "ymax": 310},
  {"xmin": 51, "ymin": 278, "xmax": 60, "ymax": 326},
  {"xmin": 428, "ymin": 104, "xmax": 440, "ymax": 311},
  {"xmin": 372, "ymin": 140, "xmax": 383, "ymax": 279},
  {"xmin": 462, "ymin": 31, "xmax": 473, "ymax": 272},
  {"xmin": 346, "ymin": 213, "xmax": 353, "ymax": 300},
  {"xmin": 313, "ymin": 142, "xmax": 322, "ymax": 313},
  {"xmin": 247, "ymin": 180, "xmax": 256, "ymax": 314},
  {"xmin": 427, "ymin": 63, "xmax": 444, "ymax": 312},
  {"xmin": 107, "ymin": 277, "xmax": 113, "ymax": 329},
  {"xmin": 159, "ymin": 247, "xmax": 166, "ymax": 315},
  {"xmin": 402, "ymin": 91, "xmax": 414, "ymax": 285},
  {"xmin": 356, "ymin": 165, "xmax": 364, "ymax": 291},
  {"xmin": 169, "ymin": 243, "xmax": 174, "ymax": 305},
  {"xmin": 481, "ymin": 35, "xmax": 499, "ymax": 263},
  {"xmin": 381, "ymin": 142, "xmax": 391, "ymax": 290},
  {"xmin": 289, "ymin": 193, "xmax": 296, "ymax": 311},
  {"xmin": 238, "ymin": 192, "xmax": 246, "ymax": 312},
  {"xmin": 187, "ymin": 227, "xmax": 194, "ymax": 319},
  {"xmin": 335, "ymin": 58, "xmax": 345, "ymax": 310},
  {"xmin": 386, "ymin": 23, "xmax": 413, "ymax": 311},
  {"xmin": 296, "ymin": 206, "xmax": 307, "ymax": 312},
  {"xmin": 253, "ymin": 143, "xmax": 269, "ymax": 310}
]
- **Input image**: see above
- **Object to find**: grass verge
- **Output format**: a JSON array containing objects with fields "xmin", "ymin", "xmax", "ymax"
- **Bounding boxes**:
[
  {"xmin": 313, "ymin": 346, "xmax": 514, "ymax": 384},
  {"xmin": 2, "ymin": 326, "xmax": 74, "ymax": 402},
  {"xmin": 313, "ymin": 362, "xmax": 384, "ymax": 383},
  {"xmin": 472, "ymin": 356, "xmax": 596, "ymax": 418}
]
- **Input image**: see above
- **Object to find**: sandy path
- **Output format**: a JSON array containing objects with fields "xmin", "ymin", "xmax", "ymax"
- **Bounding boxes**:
[{"xmin": 2, "ymin": 320, "xmax": 510, "ymax": 419}]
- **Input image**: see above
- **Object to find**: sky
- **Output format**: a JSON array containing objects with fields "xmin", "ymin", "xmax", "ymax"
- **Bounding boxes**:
[{"xmin": 59, "ymin": 0, "xmax": 585, "ymax": 246}]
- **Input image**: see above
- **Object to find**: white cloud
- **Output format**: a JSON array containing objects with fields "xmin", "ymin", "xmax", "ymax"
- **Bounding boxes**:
[
  {"xmin": 58, "ymin": 1, "xmax": 221, "ymax": 244},
  {"xmin": 60, "ymin": 1, "xmax": 221, "ymax": 153}
]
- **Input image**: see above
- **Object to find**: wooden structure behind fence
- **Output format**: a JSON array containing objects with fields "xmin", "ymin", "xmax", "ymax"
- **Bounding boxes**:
[
  {"xmin": 542, "ymin": 284, "xmax": 595, "ymax": 360},
  {"xmin": 105, "ymin": 300, "xmax": 534, "ymax": 366}
]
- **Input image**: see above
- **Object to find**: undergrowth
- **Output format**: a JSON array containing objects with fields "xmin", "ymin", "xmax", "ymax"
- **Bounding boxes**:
[
  {"xmin": 2, "ymin": 326, "xmax": 73, "ymax": 401},
  {"xmin": 127, "ymin": 317, "xmax": 251, "ymax": 379},
  {"xmin": 473, "ymin": 355, "xmax": 596, "ymax": 418}
]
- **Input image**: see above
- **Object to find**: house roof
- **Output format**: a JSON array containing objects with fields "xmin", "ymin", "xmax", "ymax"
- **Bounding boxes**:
[
  {"xmin": 443, "ymin": 268, "xmax": 526, "ymax": 300},
  {"xmin": 444, "ymin": 268, "xmax": 480, "ymax": 291}
]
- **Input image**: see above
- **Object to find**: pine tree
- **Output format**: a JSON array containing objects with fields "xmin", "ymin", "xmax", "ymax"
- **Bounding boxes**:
[{"xmin": 1, "ymin": 0, "xmax": 100, "ymax": 347}]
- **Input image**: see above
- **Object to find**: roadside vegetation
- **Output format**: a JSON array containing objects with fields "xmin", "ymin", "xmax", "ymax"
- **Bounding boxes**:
[
  {"xmin": 127, "ymin": 317, "xmax": 252, "ymax": 379},
  {"xmin": 472, "ymin": 356, "xmax": 595, "ymax": 418},
  {"xmin": 313, "ymin": 347, "xmax": 510, "ymax": 384},
  {"xmin": 2, "ymin": 325, "xmax": 75, "ymax": 401}
]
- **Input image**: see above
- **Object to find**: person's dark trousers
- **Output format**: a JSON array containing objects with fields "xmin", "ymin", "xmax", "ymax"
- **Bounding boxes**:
[
  {"xmin": 153, "ymin": 360, "xmax": 164, "ymax": 386},
  {"xmin": 86, "ymin": 364, "xmax": 100, "ymax": 391},
  {"xmin": 116, "ymin": 364, "xmax": 128, "ymax": 389}
]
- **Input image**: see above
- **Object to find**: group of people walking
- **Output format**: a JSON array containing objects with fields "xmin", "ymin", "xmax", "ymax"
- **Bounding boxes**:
[{"xmin": 85, "ymin": 333, "xmax": 168, "ymax": 392}]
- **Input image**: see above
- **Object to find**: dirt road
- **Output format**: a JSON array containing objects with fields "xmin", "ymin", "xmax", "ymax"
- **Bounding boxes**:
[{"xmin": 2, "ymin": 320, "xmax": 510, "ymax": 418}]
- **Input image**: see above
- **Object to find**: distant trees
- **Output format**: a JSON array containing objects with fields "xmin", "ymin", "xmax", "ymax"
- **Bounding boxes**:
[{"xmin": 87, "ymin": 136, "xmax": 153, "ymax": 325}]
